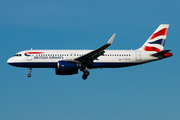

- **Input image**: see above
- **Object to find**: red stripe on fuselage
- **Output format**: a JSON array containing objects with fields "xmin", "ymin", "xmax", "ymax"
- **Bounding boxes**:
[
  {"xmin": 150, "ymin": 28, "xmax": 168, "ymax": 40},
  {"xmin": 25, "ymin": 52, "xmax": 44, "ymax": 54}
]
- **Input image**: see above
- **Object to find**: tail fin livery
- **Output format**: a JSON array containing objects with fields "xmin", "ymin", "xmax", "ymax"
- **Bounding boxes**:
[{"xmin": 139, "ymin": 24, "xmax": 169, "ymax": 52}]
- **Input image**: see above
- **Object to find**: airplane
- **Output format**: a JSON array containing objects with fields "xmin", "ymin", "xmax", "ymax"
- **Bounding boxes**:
[{"xmin": 7, "ymin": 24, "xmax": 172, "ymax": 80}]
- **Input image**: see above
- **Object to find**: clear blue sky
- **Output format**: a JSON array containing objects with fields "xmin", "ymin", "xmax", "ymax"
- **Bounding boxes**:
[{"xmin": 0, "ymin": 0, "xmax": 180, "ymax": 120}]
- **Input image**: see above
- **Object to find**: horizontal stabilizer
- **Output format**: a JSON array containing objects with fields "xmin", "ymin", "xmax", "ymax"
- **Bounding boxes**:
[{"xmin": 151, "ymin": 49, "xmax": 171, "ymax": 57}]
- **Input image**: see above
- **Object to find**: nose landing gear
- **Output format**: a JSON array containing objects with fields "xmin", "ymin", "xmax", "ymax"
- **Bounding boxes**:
[{"xmin": 28, "ymin": 68, "xmax": 32, "ymax": 78}]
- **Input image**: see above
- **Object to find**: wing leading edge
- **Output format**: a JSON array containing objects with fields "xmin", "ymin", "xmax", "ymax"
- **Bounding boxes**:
[{"xmin": 75, "ymin": 33, "xmax": 116, "ymax": 64}]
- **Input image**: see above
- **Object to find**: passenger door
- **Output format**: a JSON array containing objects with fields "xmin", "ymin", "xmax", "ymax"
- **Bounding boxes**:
[
  {"xmin": 136, "ymin": 51, "xmax": 141, "ymax": 61},
  {"xmin": 27, "ymin": 51, "xmax": 32, "ymax": 61}
]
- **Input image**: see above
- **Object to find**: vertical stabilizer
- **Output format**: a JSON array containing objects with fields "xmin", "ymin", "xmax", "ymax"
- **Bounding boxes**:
[{"xmin": 138, "ymin": 24, "xmax": 169, "ymax": 52}]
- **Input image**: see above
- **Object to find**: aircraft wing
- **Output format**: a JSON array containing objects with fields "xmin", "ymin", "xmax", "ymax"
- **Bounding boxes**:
[{"xmin": 75, "ymin": 33, "xmax": 116, "ymax": 64}]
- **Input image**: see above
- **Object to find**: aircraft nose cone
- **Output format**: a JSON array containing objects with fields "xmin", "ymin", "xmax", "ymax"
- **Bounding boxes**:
[{"xmin": 7, "ymin": 57, "xmax": 14, "ymax": 65}]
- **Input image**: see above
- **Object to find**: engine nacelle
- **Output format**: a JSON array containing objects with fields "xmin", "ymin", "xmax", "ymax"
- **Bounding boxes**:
[{"xmin": 56, "ymin": 61, "xmax": 81, "ymax": 75}]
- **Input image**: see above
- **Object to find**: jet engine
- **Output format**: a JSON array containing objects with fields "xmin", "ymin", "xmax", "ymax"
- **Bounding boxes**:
[{"xmin": 55, "ymin": 61, "xmax": 81, "ymax": 75}]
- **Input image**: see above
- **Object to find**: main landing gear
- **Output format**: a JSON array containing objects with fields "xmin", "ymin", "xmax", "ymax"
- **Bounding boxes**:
[
  {"xmin": 28, "ymin": 68, "xmax": 32, "ymax": 78},
  {"xmin": 27, "ymin": 68, "xmax": 90, "ymax": 79},
  {"xmin": 81, "ymin": 69, "xmax": 90, "ymax": 80}
]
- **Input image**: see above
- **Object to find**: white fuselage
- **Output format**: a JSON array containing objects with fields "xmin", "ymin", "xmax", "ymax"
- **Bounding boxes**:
[{"xmin": 7, "ymin": 49, "xmax": 157, "ymax": 69}]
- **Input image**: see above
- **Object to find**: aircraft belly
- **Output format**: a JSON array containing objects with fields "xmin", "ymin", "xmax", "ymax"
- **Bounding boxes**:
[{"xmin": 9, "ymin": 62, "xmax": 57, "ymax": 68}]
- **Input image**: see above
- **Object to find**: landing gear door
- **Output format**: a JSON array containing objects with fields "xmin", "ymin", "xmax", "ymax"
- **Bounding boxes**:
[{"xmin": 136, "ymin": 51, "xmax": 141, "ymax": 61}]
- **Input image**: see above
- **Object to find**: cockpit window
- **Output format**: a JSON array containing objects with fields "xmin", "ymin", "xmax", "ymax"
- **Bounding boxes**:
[{"xmin": 14, "ymin": 54, "xmax": 22, "ymax": 57}]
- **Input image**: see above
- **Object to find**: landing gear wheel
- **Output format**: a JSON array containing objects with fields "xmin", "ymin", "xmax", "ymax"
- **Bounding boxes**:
[
  {"xmin": 82, "ymin": 70, "xmax": 90, "ymax": 80},
  {"xmin": 82, "ymin": 75, "xmax": 87, "ymax": 80},
  {"xmin": 28, "ymin": 73, "xmax": 31, "ymax": 78}
]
